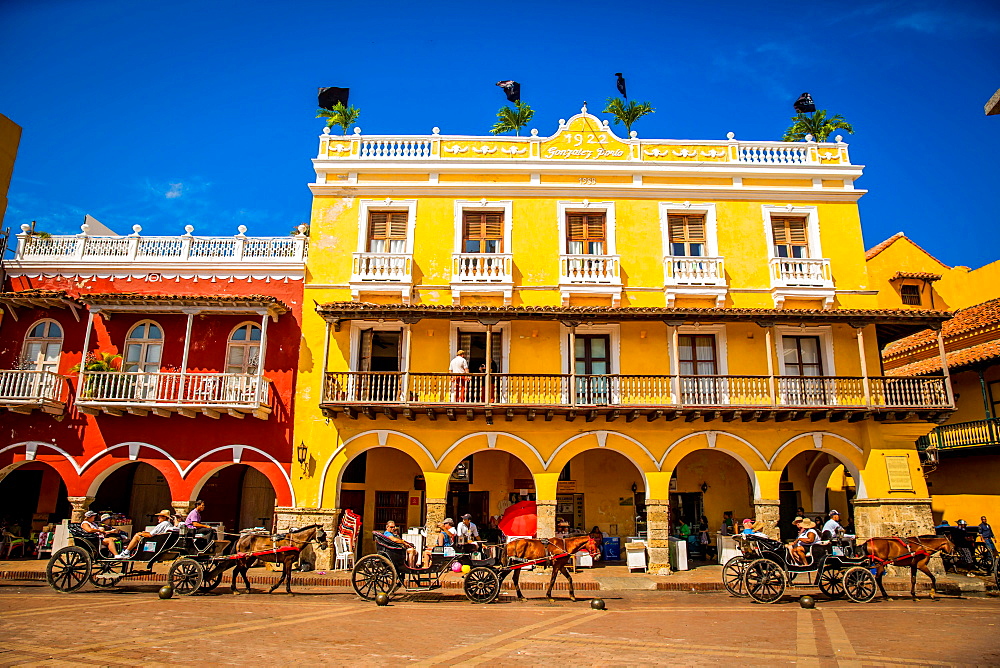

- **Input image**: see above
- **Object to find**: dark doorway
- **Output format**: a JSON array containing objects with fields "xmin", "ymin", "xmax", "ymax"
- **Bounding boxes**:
[{"xmin": 92, "ymin": 463, "xmax": 171, "ymax": 528}]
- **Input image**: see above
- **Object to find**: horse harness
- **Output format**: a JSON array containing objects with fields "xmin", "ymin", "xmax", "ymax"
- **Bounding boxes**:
[
  {"xmin": 234, "ymin": 523, "xmax": 327, "ymax": 558},
  {"xmin": 868, "ymin": 536, "xmax": 943, "ymax": 567}
]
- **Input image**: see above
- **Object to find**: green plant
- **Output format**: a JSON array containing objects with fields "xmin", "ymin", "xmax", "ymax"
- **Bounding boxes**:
[
  {"xmin": 490, "ymin": 101, "xmax": 534, "ymax": 136},
  {"xmin": 602, "ymin": 97, "xmax": 654, "ymax": 135},
  {"xmin": 316, "ymin": 102, "xmax": 361, "ymax": 135},
  {"xmin": 782, "ymin": 110, "xmax": 854, "ymax": 142},
  {"xmin": 72, "ymin": 352, "xmax": 131, "ymax": 398}
]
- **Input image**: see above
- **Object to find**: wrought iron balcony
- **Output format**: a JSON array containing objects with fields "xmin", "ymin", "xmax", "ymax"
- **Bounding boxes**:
[
  {"xmin": 321, "ymin": 371, "xmax": 952, "ymax": 422},
  {"xmin": 0, "ymin": 370, "xmax": 67, "ymax": 415},
  {"xmin": 75, "ymin": 371, "xmax": 272, "ymax": 419},
  {"xmin": 917, "ymin": 417, "xmax": 1000, "ymax": 451}
]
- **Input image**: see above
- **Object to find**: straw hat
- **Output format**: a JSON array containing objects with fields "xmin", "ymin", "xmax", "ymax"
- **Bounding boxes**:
[
  {"xmin": 799, "ymin": 518, "xmax": 816, "ymax": 529},
  {"xmin": 154, "ymin": 509, "xmax": 172, "ymax": 518}
]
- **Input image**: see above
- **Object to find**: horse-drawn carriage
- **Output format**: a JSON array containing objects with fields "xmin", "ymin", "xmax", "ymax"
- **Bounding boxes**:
[
  {"xmin": 935, "ymin": 525, "xmax": 994, "ymax": 574},
  {"xmin": 351, "ymin": 531, "xmax": 598, "ymax": 603},
  {"xmin": 722, "ymin": 534, "xmax": 878, "ymax": 604},
  {"xmin": 45, "ymin": 523, "xmax": 235, "ymax": 595}
]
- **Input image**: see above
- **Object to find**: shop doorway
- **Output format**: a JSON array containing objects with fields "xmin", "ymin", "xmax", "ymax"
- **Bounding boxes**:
[
  {"xmin": 0, "ymin": 462, "xmax": 70, "ymax": 541},
  {"xmin": 338, "ymin": 447, "xmax": 424, "ymax": 554},
  {"xmin": 197, "ymin": 464, "xmax": 277, "ymax": 532}
]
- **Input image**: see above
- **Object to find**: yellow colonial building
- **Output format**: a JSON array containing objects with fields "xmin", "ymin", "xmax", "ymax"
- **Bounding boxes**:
[{"xmin": 284, "ymin": 106, "xmax": 954, "ymax": 570}]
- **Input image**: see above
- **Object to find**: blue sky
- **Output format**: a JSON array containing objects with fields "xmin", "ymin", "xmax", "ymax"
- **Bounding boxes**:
[{"xmin": 2, "ymin": 0, "xmax": 998, "ymax": 267}]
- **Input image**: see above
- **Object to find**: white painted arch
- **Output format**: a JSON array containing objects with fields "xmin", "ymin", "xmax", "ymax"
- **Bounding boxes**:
[{"xmin": 768, "ymin": 432, "xmax": 867, "ymax": 500}]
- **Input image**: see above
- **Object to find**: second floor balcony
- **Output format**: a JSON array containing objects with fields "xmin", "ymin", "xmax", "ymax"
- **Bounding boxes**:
[
  {"xmin": 663, "ymin": 256, "xmax": 727, "ymax": 307},
  {"xmin": 75, "ymin": 371, "xmax": 272, "ymax": 419},
  {"xmin": 451, "ymin": 253, "xmax": 514, "ymax": 305},
  {"xmin": 770, "ymin": 257, "xmax": 834, "ymax": 309},
  {"xmin": 0, "ymin": 370, "xmax": 67, "ymax": 415},
  {"xmin": 321, "ymin": 370, "xmax": 950, "ymax": 422},
  {"xmin": 558, "ymin": 254, "xmax": 622, "ymax": 306},
  {"xmin": 350, "ymin": 252, "xmax": 414, "ymax": 302}
]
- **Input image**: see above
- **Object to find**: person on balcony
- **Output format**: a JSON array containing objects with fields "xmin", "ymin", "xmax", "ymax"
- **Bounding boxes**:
[{"xmin": 449, "ymin": 350, "xmax": 469, "ymax": 402}]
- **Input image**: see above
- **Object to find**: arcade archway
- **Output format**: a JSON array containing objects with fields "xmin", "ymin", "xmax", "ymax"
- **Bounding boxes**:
[
  {"xmin": 196, "ymin": 464, "xmax": 278, "ymax": 532},
  {"xmin": 91, "ymin": 462, "xmax": 172, "ymax": 529},
  {"xmin": 444, "ymin": 450, "xmax": 536, "ymax": 542},
  {"xmin": 556, "ymin": 449, "xmax": 646, "ymax": 540},
  {"xmin": 778, "ymin": 451, "xmax": 857, "ymax": 540},
  {"xmin": 0, "ymin": 461, "xmax": 70, "ymax": 545}
]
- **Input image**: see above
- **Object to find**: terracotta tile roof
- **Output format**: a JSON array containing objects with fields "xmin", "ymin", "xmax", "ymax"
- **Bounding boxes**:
[
  {"xmin": 77, "ymin": 292, "xmax": 289, "ymax": 314},
  {"xmin": 865, "ymin": 232, "xmax": 950, "ymax": 268},
  {"xmin": 0, "ymin": 289, "xmax": 81, "ymax": 309},
  {"xmin": 318, "ymin": 301, "xmax": 950, "ymax": 325},
  {"xmin": 890, "ymin": 271, "xmax": 942, "ymax": 281},
  {"xmin": 884, "ymin": 297, "xmax": 1000, "ymax": 357},
  {"xmin": 890, "ymin": 339, "xmax": 1000, "ymax": 376},
  {"xmin": 0, "ymin": 289, "xmax": 70, "ymax": 299}
]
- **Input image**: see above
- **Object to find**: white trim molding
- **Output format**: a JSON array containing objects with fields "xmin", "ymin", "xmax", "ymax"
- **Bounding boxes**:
[
  {"xmin": 555, "ymin": 200, "xmax": 622, "ymax": 306},
  {"xmin": 659, "ymin": 201, "xmax": 727, "ymax": 307},
  {"xmin": 761, "ymin": 204, "xmax": 834, "ymax": 309},
  {"xmin": 350, "ymin": 199, "xmax": 418, "ymax": 303}
]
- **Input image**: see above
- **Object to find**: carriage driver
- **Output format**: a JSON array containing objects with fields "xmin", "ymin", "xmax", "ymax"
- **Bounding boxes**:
[
  {"xmin": 383, "ymin": 521, "xmax": 420, "ymax": 569},
  {"xmin": 117, "ymin": 510, "xmax": 176, "ymax": 559},
  {"xmin": 455, "ymin": 514, "xmax": 481, "ymax": 544},
  {"xmin": 821, "ymin": 510, "xmax": 854, "ymax": 541}
]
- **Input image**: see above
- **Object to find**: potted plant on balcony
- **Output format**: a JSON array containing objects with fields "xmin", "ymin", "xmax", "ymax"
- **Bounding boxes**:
[{"xmin": 71, "ymin": 352, "xmax": 132, "ymax": 399}]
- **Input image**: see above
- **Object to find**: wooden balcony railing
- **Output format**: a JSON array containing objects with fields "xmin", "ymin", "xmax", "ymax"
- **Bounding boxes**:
[
  {"xmin": 917, "ymin": 417, "xmax": 1000, "ymax": 451},
  {"xmin": 76, "ymin": 371, "xmax": 272, "ymax": 419},
  {"xmin": 322, "ymin": 372, "xmax": 952, "ymax": 413},
  {"xmin": 0, "ymin": 370, "xmax": 66, "ymax": 414}
]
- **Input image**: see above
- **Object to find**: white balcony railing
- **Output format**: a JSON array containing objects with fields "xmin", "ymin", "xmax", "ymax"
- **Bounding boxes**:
[
  {"xmin": 0, "ymin": 370, "xmax": 65, "ymax": 404},
  {"xmin": 559, "ymin": 254, "xmax": 621, "ymax": 285},
  {"xmin": 13, "ymin": 224, "xmax": 308, "ymax": 265},
  {"xmin": 76, "ymin": 371, "xmax": 270, "ymax": 415},
  {"xmin": 452, "ymin": 253, "xmax": 513, "ymax": 283},
  {"xmin": 664, "ymin": 256, "xmax": 726, "ymax": 286},
  {"xmin": 770, "ymin": 257, "xmax": 833, "ymax": 287},
  {"xmin": 358, "ymin": 137, "xmax": 434, "ymax": 159},
  {"xmin": 351, "ymin": 252, "xmax": 413, "ymax": 283}
]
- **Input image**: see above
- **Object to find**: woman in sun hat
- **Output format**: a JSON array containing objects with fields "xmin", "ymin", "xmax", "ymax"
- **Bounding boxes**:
[{"xmin": 791, "ymin": 517, "xmax": 819, "ymax": 565}]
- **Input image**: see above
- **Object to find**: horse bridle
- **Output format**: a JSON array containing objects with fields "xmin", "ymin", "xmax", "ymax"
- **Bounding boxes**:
[{"xmin": 273, "ymin": 524, "xmax": 329, "ymax": 550}]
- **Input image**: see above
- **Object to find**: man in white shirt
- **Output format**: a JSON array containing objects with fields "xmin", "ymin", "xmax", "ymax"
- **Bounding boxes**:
[
  {"xmin": 821, "ymin": 509, "xmax": 853, "ymax": 540},
  {"xmin": 449, "ymin": 350, "xmax": 469, "ymax": 401},
  {"xmin": 118, "ymin": 509, "xmax": 176, "ymax": 559},
  {"xmin": 455, "ymin": 514, "xmax": 480, "ymax": 544}
]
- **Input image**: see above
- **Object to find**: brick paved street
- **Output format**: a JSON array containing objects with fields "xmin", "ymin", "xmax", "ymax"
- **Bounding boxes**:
[{"xmin": 1, "ymin": 580, "xmax": 998, "ymax": 666}]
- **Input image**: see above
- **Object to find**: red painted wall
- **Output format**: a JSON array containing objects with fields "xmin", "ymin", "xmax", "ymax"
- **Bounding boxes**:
[{"xmin": 1, "ymin": 274, "xmax": 303, "ymax": 507}]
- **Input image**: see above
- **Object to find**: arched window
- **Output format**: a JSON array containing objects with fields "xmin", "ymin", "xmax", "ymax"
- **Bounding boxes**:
[
  {"xmin": 226, "ymin": 323, "xmax": 261, "ymax": 374},
  {"xmin": 124, "ymin": 320, "xmax": 163, "ymax": 372},
  {"xmin": 22, "ymin": 320, "xmax": 63, "ymax": 373}
]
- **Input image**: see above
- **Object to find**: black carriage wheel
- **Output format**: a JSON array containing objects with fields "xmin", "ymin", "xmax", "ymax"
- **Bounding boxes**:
[
  {"xmin": 722, "ymin": 557, "xmax": 748, "ymax": 598},
  {"xmin": 464, "ymin": 567, "xmax": 502, "ymax": 604},
  {"xmin": 817, "ymin": 566, "xmax": 845, "ymax": 599},
  {"xmin": 351, "ymin": 555, "xmax": 398, "ymax": 601},
  {"xmin": 90, "ymin": 560, "xmax": 127, "ymax": 588},
  {"xmin": 199, "ymin": 570, "xmax": 224, "ymax": 593},
  {"xmin": 743, "ymin": 559, "xmax": 785, "ymax": 604},
  {"xmin": 169, "ymin": 558, "xmax": 205, "ymax": 596},
  {"xmin": 46, "ymin": 546, "xmax": 93, "ymax": 593},
  {"xmin": 843, "ymin": 566, "xmax": 877, "ymax": 603},
  {"xmin": 974, "ymin": 544, "xmax": 994, "ymax": 572}
]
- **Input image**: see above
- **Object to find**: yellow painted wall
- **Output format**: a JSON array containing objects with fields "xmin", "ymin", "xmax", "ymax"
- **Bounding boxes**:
[{"xmin": 926, "ymin": 454, "xmax": 1000, "ymax": 525}]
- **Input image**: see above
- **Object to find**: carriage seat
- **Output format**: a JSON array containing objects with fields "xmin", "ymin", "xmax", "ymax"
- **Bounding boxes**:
[
  {"xmin": 371, "ymin": 531, "xmax": 439, "ymax": 572},
  {"xmin": 135, "ymin": 531, "xmax": 180, "ymax": 559}
]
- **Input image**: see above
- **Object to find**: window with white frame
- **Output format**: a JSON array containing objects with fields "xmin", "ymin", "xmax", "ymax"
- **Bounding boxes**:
[
  {"xmin": 226, "ymin": 323, "xmax": 261, "ymax": 374},
  {"xmin": 557, "ymin": 202, "xmax": 616, "ymax": 256},
  {"xmin": 762, "ymin": 205, "xmax": 822, "ymax": 260},
  {"xmin": 21, "ymin": 320, "xmax": 63, "ymax": 373},
  {"xmin": 124, "ymin": 321, "xmax": 163, "ymax": 372},
  {"xmin": 356, "ymin": 200, "xmax": 417, "ymax": 255}
]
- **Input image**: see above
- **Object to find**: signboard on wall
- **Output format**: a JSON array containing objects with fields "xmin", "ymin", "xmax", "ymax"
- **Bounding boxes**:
[{"xmin": 885, "ymin": 456, "xmax": 914, "ymax": 491}]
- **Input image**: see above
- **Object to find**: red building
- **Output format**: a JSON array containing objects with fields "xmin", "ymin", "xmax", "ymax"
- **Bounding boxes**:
[{"xmin": 0, "ymin": 223, "xmax": 306, "ymax": 538}]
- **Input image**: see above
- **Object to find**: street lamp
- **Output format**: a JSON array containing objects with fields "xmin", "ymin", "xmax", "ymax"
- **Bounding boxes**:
[{"xmin": 296, "ymin": 441, "xmax": 308, "ymax": 468}]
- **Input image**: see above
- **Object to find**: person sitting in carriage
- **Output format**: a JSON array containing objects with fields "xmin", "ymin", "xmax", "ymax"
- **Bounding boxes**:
[
  {"xmin": 80, "ymin": 510, "xmax": 122, "ymax": 557},
  {"xmin": 790, "ymin": 517, "xmax": 819, "ymax": 565},
  {"xmin": 117, "ymin": 509, "xmax": 176, "ymax": 559},
  {"xmin": 821, "ymin": 510, "xmax": 854, "ymax": 541},
  {"xmin": 383, "ymin": 520, "xmax": 420, "ymax": 568}
]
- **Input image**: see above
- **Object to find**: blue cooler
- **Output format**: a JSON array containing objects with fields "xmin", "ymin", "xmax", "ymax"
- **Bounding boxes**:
[{"xmin": 602, "ymin": 537, "xmax": 621, "ymax": 560}]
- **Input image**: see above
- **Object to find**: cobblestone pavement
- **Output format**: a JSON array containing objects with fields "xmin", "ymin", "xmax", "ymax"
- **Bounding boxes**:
[{"xmin": 1, "ymin": 580, "xmax": 998, "ymax": 666}]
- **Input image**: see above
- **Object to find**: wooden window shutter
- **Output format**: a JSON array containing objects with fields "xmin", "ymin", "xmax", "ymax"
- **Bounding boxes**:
[
  {"xmin": 668, "ymin": 215, "xmax": 706, "ymax": 243},
  {"xmin": 567, "ymin": 213, "xmax": 606, "ymax": 241},
  {"xmin": 463, "ymin": 212, "xmax": 504, "ymax": 240},
  {"xmin": 368, "ymin": 211, "xmax": 408, "ymax": 240},
  {"xmin": 772, "ymin": 217, "xmax": 807, "ymax": 246}
]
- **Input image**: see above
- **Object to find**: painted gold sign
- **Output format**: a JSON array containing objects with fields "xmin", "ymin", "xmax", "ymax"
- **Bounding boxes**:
[
  {"xmin": 884, "ymin": 455, "xmax": 913, "ymax": 491},
  {"xmin": 540, "ymin": 115, "xmax": 630, "ymax": 161}
]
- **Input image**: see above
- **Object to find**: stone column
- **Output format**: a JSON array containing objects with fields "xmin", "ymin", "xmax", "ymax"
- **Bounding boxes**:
[
  {"xmin": 424, "ymin": 498, "xmax": 447, "ymax": 535},
  {"xmin": 274, "ymin": 506, "xmax": 339, "ymax": 571},
  {"xmin": 535, "ymin": 499, "xmax": 556, "ymax": 539},
  {"xmin": 753, "ymin": 498, "xmax": 781, "ymax": 539},
  {"xmin": 67, "ymin": 496, "xmax": 94, "ymax": 523},
  {"xmin": 645, "ymin": 498, "xmax": 672, "ymax": 575},
  {"xmin": 853, "ymin": 497, "xmax": 942, "ymax": 574}
]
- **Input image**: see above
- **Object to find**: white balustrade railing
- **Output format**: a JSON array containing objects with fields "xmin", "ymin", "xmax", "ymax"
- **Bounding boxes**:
[
  {"xmin": 452, "ymin": 253, "xmax": 513, "ymax": 283},
  {"xmin": 0, "ymin": 370, "xmax": 65, "ymax": 403},
  {"xmin": 560, "ymin": 254, "xmax": 621, "ymax": 285},
  {"xmin": 319, "ymin": 129, "xmax": 851, "ymax": 165},
  {"xmin": 359, "ymin": 138, "xmax": 433, "ymax": 159},
  {"xmin": 351, "ymin": 252, "xmax": 412, "ymax": 283},
  {"xmin": 736, "ymin": 143, "xmax": 810, "ymax": 164},
  {"xmin": 14, "ymin": 224, "xmax": 307, "ymax": 264},
  {"xmin": 664, "ymin": 256, "xmax": 726, "ymax": 286},
  {"xmin": 77, "ymin": 371, "xmax": 270, "ymax": 407},
  {"xmin": 322, "ymin": 372, "xmax": 951, "ymax": 410},
  {"xmin": 770, "ymin": 257, "xmax": 833, "ymax": 287}
]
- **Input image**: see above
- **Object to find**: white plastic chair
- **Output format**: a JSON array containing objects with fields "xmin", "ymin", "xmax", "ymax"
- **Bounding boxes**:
[{"xmin": 334, "ymin": 534, "xmax": 355, "ymax": 570}]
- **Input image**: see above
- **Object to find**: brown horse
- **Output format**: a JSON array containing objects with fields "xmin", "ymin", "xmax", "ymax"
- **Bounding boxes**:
[
  {"xmin": 863, "ymin": 535, "xmax": 954, "ymax": 600},
  {"xmin": 230, "ymin": 524, "xmax": 328, "ymax": 595},
  {"xmin": 504, "ymin": 535, "xmax": 599, "ymax": 601}
]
